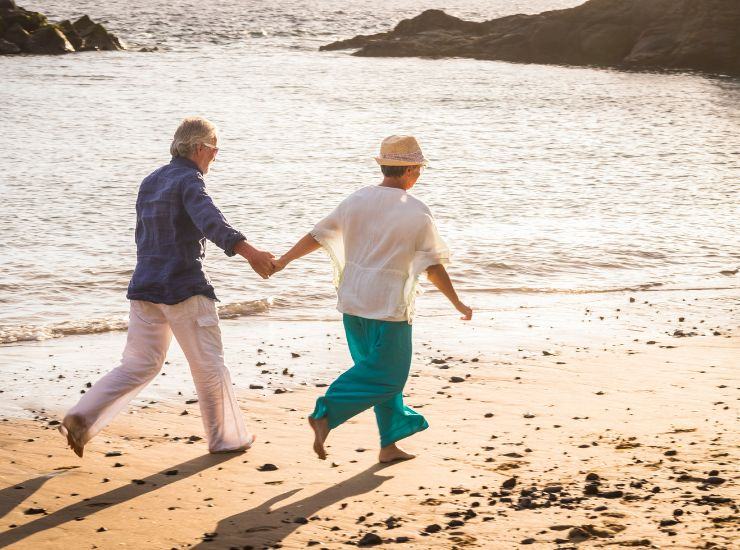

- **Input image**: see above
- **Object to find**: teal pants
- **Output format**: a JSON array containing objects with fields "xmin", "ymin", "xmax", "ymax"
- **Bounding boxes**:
[{"xmin": 310, "ymin": 314, "xmax": 429, "ymax": 448}]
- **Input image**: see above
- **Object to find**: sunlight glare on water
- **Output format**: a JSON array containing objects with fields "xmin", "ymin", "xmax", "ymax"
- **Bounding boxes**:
[{"xmin": 1, "ymin": 0, "xmax": 739, "ymax": 343}]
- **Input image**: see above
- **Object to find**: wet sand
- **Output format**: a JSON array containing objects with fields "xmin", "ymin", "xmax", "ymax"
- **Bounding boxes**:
[{"xmin": 0, "ymin": 290, "xmax": 737, "ymax": 549}]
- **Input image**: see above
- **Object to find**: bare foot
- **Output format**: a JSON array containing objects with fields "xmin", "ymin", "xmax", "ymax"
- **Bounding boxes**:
[
  {"xmin": 308, "ymin": 416, "xmax": 329, "ymax": 460},
  {"xmin": 59, "ymin": 414, "xmax": 86, "ymax": 458},
  {"xmin": 378, "ymin": 443, "xmax": 415, "ymax": 463}
]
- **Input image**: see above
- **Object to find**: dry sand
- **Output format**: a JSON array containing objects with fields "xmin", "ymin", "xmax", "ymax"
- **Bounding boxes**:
[{"xmin": 0, "ymin": 289, "xmax": 737, "ymax": 549}]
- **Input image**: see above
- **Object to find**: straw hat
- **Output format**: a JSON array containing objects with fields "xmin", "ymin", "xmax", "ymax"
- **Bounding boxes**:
[{"xmin": 374, "ymin": 135, "xmax": 428, "ymax": 166}]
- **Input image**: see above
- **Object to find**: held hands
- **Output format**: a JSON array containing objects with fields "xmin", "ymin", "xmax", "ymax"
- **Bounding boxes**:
[
  {"xmin": 272, "ymin": 256, "xmax": 288, "ymax": 275},
  {"xmin": 235, "ymin": 241, "xmax": 276, "ymax": 279}
]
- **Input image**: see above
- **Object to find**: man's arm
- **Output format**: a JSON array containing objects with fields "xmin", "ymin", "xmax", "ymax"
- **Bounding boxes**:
[
  {"xmin": 426, "ymin": 264, "xmax": 472, "ymax": 320},
  {"xmin": 274, "ymin": 233, "xmax": 322, "ymax": 273},
  {"xmin": 181, "ymin": 176, "xmax": 274, "ymax": 278}
]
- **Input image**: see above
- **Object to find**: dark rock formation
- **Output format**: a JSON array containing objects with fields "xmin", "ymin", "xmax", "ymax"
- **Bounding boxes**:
[
  {"xmin": 72, "ymin": 15, "xmax": 124, "ymax": 51},
  {"xmin": 57, "ymin": 19, "xmax": 82, "ymax": 51},
  {"xmin": 25, "ymin": 24, "xmax": 74, "ymax": 54},
  {"xmin": 3, "ymin": 23, "xmax": 29, "ymax": 49},
  {"xmin": 0, "ymin": 4, "xmax": 124, "ymax": 55},
  {"xmin": 0, "ymin": 36, "xmax": 18, "ymax": 53},
  {"xmin": 321, "ymin": 0, "xmax": 740, "ymax": 76}
]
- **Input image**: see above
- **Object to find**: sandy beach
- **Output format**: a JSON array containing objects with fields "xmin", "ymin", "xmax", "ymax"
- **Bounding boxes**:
[{"xmin": 0, "ymin": 288, "xmax": 737, "ymax": 549}]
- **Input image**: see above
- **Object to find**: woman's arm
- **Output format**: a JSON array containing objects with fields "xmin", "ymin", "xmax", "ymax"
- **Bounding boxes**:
[
  {"xmin": 426, "ymin": 264, "xmax": 473, "ymax": 320},
  {"xmin": 274, "ymin": 233, "xmax": 321, "ymax": 273}
]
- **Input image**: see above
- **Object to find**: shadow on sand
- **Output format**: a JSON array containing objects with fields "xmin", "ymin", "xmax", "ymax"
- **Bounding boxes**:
[
  {"xmin": 0, "ymin": 453, "xmax": 237, "ymax": 547},
  {"xmin": 191, "ymin": 463, "xmax": 395, "ymax": 549},
  {"xmin": 0, "ymin": 471, "xmax": 63, "ymax": 521}
]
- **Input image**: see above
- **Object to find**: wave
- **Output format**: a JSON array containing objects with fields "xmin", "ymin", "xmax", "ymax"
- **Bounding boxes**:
[{"xmin": 0, "ymin": 298, "xmax": 274, "ymax": 345}]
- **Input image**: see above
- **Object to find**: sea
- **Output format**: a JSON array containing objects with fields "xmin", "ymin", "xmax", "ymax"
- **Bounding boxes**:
[{"xmin": 1, "ymin": 0, "xmax": 739, "ymax": 345}]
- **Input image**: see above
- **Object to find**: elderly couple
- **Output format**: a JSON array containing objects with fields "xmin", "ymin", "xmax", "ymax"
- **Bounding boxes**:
[{"xmin": 59, "ymin": 117, "xmax": 472, "ymax": 464}]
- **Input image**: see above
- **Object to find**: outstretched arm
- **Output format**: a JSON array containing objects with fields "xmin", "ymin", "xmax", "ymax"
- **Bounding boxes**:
[
  {"xmin": 274, "ymin": 233, "xmax": 321, "ymax": 273},
  {"xmin": 181, "ymin": 176, "xmax": 274, "ymax": 278},
  {"xmin": 426, "ymin": 264, "xmax": 472, "ymax": 320}
]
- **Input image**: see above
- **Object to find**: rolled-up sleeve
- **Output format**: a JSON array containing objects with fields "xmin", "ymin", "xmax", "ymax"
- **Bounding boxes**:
[{"xmin": 181, "ymin": 175, "xmax": 245, "ymax": 256}]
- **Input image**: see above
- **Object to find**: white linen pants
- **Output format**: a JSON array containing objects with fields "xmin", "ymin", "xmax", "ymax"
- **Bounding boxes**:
[{"xmin": 63, "ymin": 295, "xmax": 252, "ymax": 453}]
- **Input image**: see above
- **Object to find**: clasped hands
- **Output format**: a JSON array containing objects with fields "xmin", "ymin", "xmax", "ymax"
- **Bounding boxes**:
[{"xmin": 234, "ymin": 240, "xmax": 286, "ymax": 280}]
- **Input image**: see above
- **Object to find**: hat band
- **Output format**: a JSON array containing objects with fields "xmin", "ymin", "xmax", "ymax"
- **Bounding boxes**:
[{"xmin": 379, "ymin": 151, "xmax": 425, "ymax": 163}]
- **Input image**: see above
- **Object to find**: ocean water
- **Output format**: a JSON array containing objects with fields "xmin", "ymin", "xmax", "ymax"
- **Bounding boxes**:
[{"xmin": 1, "ymin": 0, "xmax": 739, "ymax": 344}]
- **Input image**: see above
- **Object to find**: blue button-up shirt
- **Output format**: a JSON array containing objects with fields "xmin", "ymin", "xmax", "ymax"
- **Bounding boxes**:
[{"xmin": 126, "ymin": 157, "xmax": 245, "ymax": 305}]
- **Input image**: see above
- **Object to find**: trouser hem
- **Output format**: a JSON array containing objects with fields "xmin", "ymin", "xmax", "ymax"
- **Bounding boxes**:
[{"xmin": 379, "ymin": 418, "xmax": 429, "ymax": 448}]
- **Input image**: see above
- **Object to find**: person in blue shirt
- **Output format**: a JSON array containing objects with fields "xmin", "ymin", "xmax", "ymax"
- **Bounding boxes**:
[{"xmin": 59, "ymin": 116, "xmax": 274, "ymax": 457}]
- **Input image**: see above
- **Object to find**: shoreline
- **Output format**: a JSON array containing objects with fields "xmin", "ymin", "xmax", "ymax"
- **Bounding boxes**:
[{"xmin": 0, "ymin": 289, "xmax": 737, "ymax": 548}]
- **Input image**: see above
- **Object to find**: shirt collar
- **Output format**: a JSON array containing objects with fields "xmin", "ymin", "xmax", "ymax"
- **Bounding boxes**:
[{"xmin": 171, "ymin": 156, "xmax": 202, "ymax": 174}]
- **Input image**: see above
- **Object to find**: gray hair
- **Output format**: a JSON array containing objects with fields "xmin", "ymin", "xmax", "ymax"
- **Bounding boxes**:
[{"xmin": 170, "ymin": 116, "xmax": 217, "ymax": 158}]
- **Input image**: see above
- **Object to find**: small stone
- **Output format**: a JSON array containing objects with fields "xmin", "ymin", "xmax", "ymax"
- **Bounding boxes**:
[
  {"xmin": 521, "ymin": 538, "xmax": 535, "ymax": 545},
  {"xmin": 249, "ymin": 384, "xmax": 264, "ymax": 390},
  {"xmin": 449, "ymin": 376, "xmax": 465, "ymax": 383},
  {"xmin": 165, "ymin": 469, "xmax": 179, "ymax": 476},
  {"xmin": 502, "ymin": 477, "xmax": 517, "ymax": 490},
  {"xmin": 358, "ymin": 532, "xmax": 383, "ymax": 547},
  {"xmin": 24, "ymin": 508, "xmax": 46, "ymax": 515},
  {"xmin": 660, "ymin": 519, "xmax": 679, "ymax": 527},
  {"xmin": 568, "ymin": 527, "xmax": 591, "ymax": 541},
  {"xmin": 291, "ymin": 352, "xmax": 301, "ymax": 358},
  {"xmin": 96, "ymin": 527, "xmax": 107, "ymax": 532},
  {"xmin": 257, "ymin": 463, "xmax": 278, "ymax": 472},
  {"xmin": 104, "ymin": 451, "xmax": 122, "ymax": 457},
  {"xmin": 424, "ymin": 524, "xmax": 442, "ymax": 534}
]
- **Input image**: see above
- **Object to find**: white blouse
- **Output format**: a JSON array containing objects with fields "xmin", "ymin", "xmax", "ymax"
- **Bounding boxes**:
[{"xmin": 310, "ymin": 185, "xmax": 449, "ymax": 323}]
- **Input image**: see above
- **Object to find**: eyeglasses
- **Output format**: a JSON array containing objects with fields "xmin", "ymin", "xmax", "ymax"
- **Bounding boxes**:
[{"xmin": 201, "ymin": 142, "xmax": 219, "ymax": 153}]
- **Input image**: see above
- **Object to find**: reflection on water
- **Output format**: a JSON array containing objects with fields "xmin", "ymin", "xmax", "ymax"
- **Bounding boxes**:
[{"xmin": 1, "ymin": 0, "xmax": 739, "ymax": 343}]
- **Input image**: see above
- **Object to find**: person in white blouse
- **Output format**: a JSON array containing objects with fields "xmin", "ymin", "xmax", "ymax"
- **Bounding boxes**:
[{"xmin": 274, "ymin": 135, "xmax": 472, "ymax": 463}]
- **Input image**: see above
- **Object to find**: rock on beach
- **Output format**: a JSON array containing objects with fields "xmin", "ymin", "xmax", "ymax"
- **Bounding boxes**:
[
  {"xmin": 320, "ymin": 0, "xmax": 740, "ymax": 76},
  {"xmin": 0, "ymin": 2, "xmax": 123, "ymax": 55}
]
